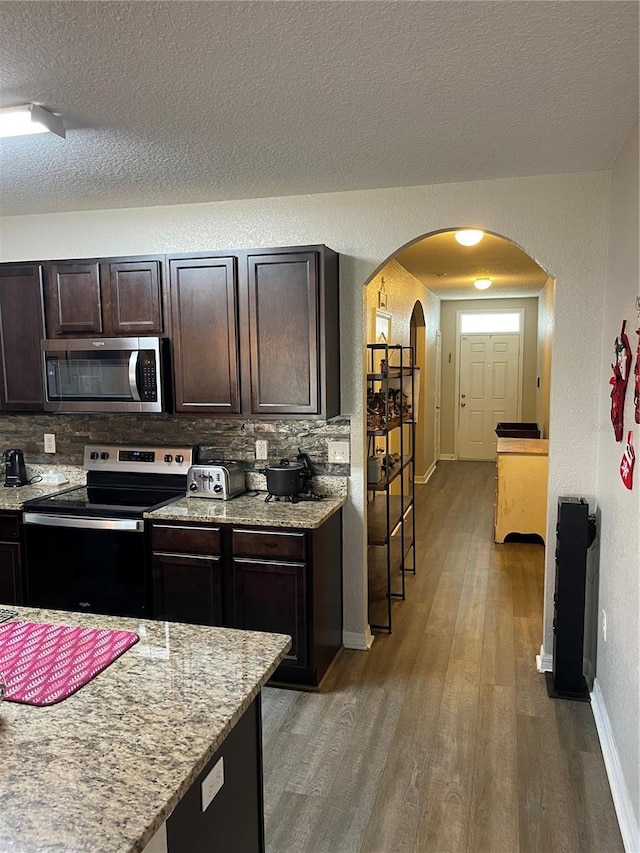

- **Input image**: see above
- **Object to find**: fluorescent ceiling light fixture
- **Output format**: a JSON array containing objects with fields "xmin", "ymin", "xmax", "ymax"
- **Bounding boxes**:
[
  {"xmin": 0, "ymin": 104, "xmax": 66, "ymax": 138},
  {"xmin": 473, "ymin": 278, "xmax": 492, "ymax": 290},
  {"xmin": 455, "ymin": 229, "xmax": 484, "ymax": 246}
]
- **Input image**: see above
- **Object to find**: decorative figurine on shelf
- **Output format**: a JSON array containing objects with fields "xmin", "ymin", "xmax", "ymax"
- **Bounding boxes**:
[
  {"xmin": 609, "ymin": 320, "xmax": 632, "ymax": 441},
  {"xmin": 367, "ymin": 390, "xmax": 386, "ymax": 430}
]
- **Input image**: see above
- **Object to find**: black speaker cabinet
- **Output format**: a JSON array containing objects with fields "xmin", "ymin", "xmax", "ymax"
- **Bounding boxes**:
[{"xmin": 546, "ymin": 496, "xmax": 590, "ymax": 701}]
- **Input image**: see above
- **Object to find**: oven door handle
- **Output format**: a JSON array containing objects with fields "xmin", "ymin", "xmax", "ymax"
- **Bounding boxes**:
[
  {"xmin": 129, "ymin": 350, "xmax": 141, "ymax": 402},
  {"xmin": 23, "ymin": 513, "xmax": 144, "ymax": 532}
]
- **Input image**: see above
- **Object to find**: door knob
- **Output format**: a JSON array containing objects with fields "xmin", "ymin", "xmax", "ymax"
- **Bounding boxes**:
[
  {"xmin": 461, "ymin": 402, "xmax": 466, "ymax": 407},
  {"xmin": 461, "ymin": 394, "xmax": 466, "ymax": 399}
]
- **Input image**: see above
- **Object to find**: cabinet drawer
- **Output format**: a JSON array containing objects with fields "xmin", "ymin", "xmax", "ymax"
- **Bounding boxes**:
[
  {"xmin": 0, "ymin": 514, "xmax": 20, "ymax": 540},
  {"xmin": 231, "ymin": 528, "xmax": 306, "ymax": 561},
  {"xmin": 151, "ymin": 523, "xmax": 221, "ymax": 555}
]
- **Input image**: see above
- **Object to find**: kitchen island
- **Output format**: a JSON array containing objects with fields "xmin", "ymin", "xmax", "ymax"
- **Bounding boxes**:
[{"xmin": 0, "ymin": 606, "xmax": 290, "ymax": 853}]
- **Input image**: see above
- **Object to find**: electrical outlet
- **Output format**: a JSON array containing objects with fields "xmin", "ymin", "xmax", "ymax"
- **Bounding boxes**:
[
  {"xmin": 328, "ymin": 441, "xmax": 350, "ymax": 463},
  {"xmin": 201, "ymin": 756, "xmax": 224, "ymax": 812},
  {"xmin": 602, "ymin": 609, "xmax": 607, "ymax": 642},
  {"xmin": 255, "ymin": 440, "xmax": 268, "ymax": 460},
  {"xmin": 44, "ymin": 433, "xmax": 56, "ymax": 454}
]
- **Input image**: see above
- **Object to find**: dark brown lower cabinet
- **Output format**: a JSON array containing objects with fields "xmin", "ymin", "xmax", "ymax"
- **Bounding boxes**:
[
  {"xmin": 148, "ymin": 512, "xmax": 342, "ymax": 688},
  {"xmin": 232, "ymin": 558, "xmax": 308, "ymax": 669},
  {"xmin": 230, "ymin": 512, "xmax": 342, "ymax": 687},
  {"xmin": 151, "ymin": 523, "xmax": 224, "ymax": 626},
  {"xmin": 0, "ymin": 513, "xmax": 23, "ymax": 605}
]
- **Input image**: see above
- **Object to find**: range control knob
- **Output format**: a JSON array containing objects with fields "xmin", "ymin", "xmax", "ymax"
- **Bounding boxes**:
[
  {"xmin": 164, "ymin": 454, "xmax": 173, "ymax": 463},
  {"xmin": 100, "ymin": 452, "xmax": 109, "ymax": 460},
  {"xmin": 175, "ymin": 454, "xmax": 184, "ymax": 463},
  {"xmin": 89, "ymin": 451, "xmax": 99, "ymax": 460},
  {"xmin": 189, "ymin": 482, "xmax": 198, "ymax": 492}
]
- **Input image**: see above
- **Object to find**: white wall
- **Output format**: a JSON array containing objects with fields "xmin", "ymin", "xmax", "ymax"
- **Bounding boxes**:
[
  {"xmin": 593, "ymin": 123, "xmax": 639, "ymax": 850},
  {"xmin": 0, "ymin": 171, "xmax": 611, "ymax": 656},
  {"xmin": 536, "ymin": 278, "xmax": 555, "ymax": 439}
]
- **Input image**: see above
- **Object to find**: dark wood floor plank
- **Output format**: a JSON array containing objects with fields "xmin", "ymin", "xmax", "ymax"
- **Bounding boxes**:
[
  {"xmin": 467, "ymin": 683, "xmax": 519, "ymax": 852},
  {"xmin": 262, "ymin": 460, "xmax": 624, "ymax": 853}
]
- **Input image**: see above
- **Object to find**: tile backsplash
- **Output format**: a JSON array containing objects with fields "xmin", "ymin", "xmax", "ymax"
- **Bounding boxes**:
[{"xmin": 0, "ymin": 413, "xmax": 351, "ymax": 475}]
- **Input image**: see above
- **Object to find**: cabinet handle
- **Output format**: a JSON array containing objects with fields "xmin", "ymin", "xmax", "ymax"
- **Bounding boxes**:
[
  {"xmin": 233, "ymin": 528, "xmax": 304, "ymax": 539},
  {"xmin": 154, "ymin": 551, "xmax": 219, "ymax": 561},
  {"xmin": 154, "ymin": 524, "xmax": 220, "ymax": 533}
]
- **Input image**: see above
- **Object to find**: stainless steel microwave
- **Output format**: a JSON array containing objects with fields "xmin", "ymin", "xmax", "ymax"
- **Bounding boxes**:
[{"xmin": 42, "ymin": 337, "xmax": 168, "ymax": 413}]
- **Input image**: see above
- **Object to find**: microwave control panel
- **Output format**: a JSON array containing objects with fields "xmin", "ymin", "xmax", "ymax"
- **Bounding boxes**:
[{"xmin": 140, "ymin": 350, "xmax": 157, "ymax": 401}]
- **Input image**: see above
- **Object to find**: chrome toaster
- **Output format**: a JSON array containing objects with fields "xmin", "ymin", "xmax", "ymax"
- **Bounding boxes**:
[{"xmin": 186, "ymin": 462, "xmax": 246, "ymax": 500}]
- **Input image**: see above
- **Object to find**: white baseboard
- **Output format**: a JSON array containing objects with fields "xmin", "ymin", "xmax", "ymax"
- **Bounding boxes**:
[
  {"xmin": 591, "ymin": 679, "xmax": 640, "ymax": 853},
  {"xmin": 439, "ymin": 453, "xmax": 456, "ymax": 461},
  {"xmin": 536, "ymin": 644, "xmax": 553, "ymax": 672},
  {"xmin": 414, "ymin": 461, "xmax": 437, "ymax": 485},
  {"xmin": 343, "ymin": 628, "xmax": 374, "ymax": 650}
]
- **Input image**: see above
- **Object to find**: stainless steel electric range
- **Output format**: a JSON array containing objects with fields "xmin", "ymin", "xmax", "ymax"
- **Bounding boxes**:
[{"xmin": 22, "ymin": 444, "xmax": 193, "ymax": 618}]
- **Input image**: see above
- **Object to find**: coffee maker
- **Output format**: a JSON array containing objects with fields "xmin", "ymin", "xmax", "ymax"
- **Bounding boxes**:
[{"xmin": 4, "ymin": 449, "xmax": 28, "ymax": 487}]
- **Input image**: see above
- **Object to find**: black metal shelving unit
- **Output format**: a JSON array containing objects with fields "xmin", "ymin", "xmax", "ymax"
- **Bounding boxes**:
[{"xmin": 366, "ymin": 343, "xmax": 416, "ymax": 632}]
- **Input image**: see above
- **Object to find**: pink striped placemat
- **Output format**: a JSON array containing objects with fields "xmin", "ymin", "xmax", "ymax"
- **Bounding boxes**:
[{"xmin": 0, "ymin": 620, "xmax": 139, "ymax": 706}]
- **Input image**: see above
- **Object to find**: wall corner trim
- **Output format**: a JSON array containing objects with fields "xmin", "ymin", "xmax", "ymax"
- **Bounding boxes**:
[
  {"xmin": 591, "ymin": 678, "xmax": 640, "ymax": 853},
  {"xmin": 415, "ymin": 461, "xmax": 437, "ymax": 485},
  {"xmin": 537, "ymin": 644, "xmax": 553, "ymax": 672},
  {"xmin": 343, "ymin": 629, "xmax": 374, "ymax": 650}
]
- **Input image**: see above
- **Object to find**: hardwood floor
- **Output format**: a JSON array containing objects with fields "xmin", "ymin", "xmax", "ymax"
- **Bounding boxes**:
[{"xmin": 262, "ymin": 461, "xmax": 623, "ymax": 853}]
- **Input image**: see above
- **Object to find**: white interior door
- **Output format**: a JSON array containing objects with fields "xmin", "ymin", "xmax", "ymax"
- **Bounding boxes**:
[
  {"xmin": 435, "ymin": 330, "xmax": 442, "ymax": 461},
  {"xmin": 458, "ymin": 333, "xmax": 521, "ymax": 460}
]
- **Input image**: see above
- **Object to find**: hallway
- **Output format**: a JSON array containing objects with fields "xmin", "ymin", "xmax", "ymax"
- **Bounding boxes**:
[{"xmin": 262, "ymin": 461, "xmax": 624, "ymax": 852}]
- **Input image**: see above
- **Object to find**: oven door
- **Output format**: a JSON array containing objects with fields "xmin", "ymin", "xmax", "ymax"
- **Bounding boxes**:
[
  {"xmin": 41, "ymin": 337, "xmax": 164, "ymax": 413},
  {"xmin": 23, "ymin": 513, "xmax": 148, "ymax": 618}
]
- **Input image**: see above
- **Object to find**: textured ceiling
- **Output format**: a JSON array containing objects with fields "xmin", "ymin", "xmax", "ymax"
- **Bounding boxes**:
[
  {"xmin": 396, "ymin": 230, "xmax": 550, "ymax": 299},
  {"xmin": 0, "ymin": 1, "xmax": 638, "ymax": 217}
]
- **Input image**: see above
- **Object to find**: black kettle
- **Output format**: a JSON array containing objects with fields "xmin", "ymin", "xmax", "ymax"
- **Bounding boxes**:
[{"xmin": 4, "ymin": 449, "xmax": 28, "ymax": 488}]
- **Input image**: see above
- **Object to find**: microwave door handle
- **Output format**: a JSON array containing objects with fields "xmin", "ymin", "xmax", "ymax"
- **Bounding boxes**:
[{"xmin": 129, "ymin": 350, "xmax": 141, "ymax": 402}]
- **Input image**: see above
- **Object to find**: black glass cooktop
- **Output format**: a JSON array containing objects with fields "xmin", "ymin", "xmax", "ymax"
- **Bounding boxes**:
[{"xmin": 23, "ymin": 485, "xmax": 183, "ymax": 518}]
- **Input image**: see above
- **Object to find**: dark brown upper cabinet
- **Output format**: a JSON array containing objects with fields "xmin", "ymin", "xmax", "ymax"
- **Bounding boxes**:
[
  {"xmin": 0, "ymin": 264, "xmax": 46, "ymax": 412},
  {"xmin": 168, "ymin": 245, "xmax": 339, "ymax": 418},
  {"xmin": 44, "ymin": 256, "xmax": 164, "ymax": 338},
  {"xmin": 169, "ymin": 255, "xmax": 241, "ymax": 415},
  {"xmin": 102, "ymin": 258, "xmax": 163, "ymax": 335},
  {"xmin": 245, "ymin": 247, "xmax": 339, "ymax": 418},
  {"xmin": 46, "ymin": 260, "xmax": 102, "ymax": 336},
  {"xmin": 247, "ymin": 250, "xmax": 318, "ymax": 415}
]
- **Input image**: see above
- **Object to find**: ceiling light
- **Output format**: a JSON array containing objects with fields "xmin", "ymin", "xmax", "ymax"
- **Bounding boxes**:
[
  {"xmin": 455, "ymin": 229, "xmax": 484, "ymax": 247},
  {"xmin": 0, "ymin": 104, "xmax": 66, "ymax": 139},
  {"xmin": 474, "ymin": 278, "xmax": 492, "ymax": 290}
]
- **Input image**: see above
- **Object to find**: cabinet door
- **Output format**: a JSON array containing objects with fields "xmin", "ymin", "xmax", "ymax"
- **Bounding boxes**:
[
  {"xmin": 46, "ymin": 261, "xmax": 102, "ymax": 336},
  {"xmin": 233, "ymin": 558, "xmax": 308, "ymax": 667},
  {"xmin": 152, "ymin": 553, "xmax": 223, "ymax": 626},
  {"xmin": 103, "ymin": 257, "xmax": 163, "ymax": 335},
  {"xmin": 169, "ymin": 256, "xmax": 240, "ymax": 414},
  {"xmin": 0, "ymin": 541, "xmax": 23, "ymax": 605},
  {"xmin": 247, "ymin": 251, "xmax": 319, "ymax": 415},
  {"xmin": 0, "ymin": 265, "xmax": 45, "ymax": 411}
]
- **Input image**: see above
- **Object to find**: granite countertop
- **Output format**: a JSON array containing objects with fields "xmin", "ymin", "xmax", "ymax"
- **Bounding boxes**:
[
  {"xmin": 0, "ymin": 606, "xmax": 290, "ymax": 853},
  {"xmin": 146, "ymin": 491, "xmax": 346, "ymax": 529},
  {"xmin": 0, "ymin": 465, "xmax": 86, "ymax": 511},
  {"xmin": 0, "ymin": 482, "xmax": 75, "ymax": 510}
]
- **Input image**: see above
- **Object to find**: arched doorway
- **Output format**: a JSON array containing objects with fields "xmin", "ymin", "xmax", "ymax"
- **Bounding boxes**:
[{"xmin": 362, "ymin": 228, "xmax": 555, "ymax": 635}]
